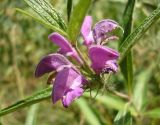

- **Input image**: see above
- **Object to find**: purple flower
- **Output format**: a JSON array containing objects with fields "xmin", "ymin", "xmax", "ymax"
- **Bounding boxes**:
[
  {"xmin": 81, "ymin": 16, "xmax": 121, "ymax": 47},
  {"xmin": 49, "ymin": 32, "xmax": 82, "ymax": 64},
  {"xmin": 35, "ymin": 53, "xmax": 86, "ymax": 107},
  {"xmin": 81, "ymin": 16, "xmax": 121, "ymax": 74},
  {"xmin": 89, "ymin": 45, "xmax": 119, "ymax": 74},
  {"xmin": 35, "ymin": 16, "xmax": 123, "ymax": 108},
  {"xmin": 53, "ymin": 67, "xmax": 86, "ymax": 107}
]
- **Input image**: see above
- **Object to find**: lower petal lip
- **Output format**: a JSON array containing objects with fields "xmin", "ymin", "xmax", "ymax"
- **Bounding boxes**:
[
  {"xmin": 89, "ymin": 45, "xmax": 119, "ymax": 59},
  {"xmin": 89, "ymin": 45, "xmax": 119, "ymax": 74},
  {"xmin": 52, "ymin": 67, "xmax": 86, "ymax": 106}
]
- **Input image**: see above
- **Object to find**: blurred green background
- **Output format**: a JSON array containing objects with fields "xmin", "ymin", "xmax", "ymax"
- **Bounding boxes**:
[{"xmin": 0, "ymin": 0, "xmax": 160, "ymax": 125}]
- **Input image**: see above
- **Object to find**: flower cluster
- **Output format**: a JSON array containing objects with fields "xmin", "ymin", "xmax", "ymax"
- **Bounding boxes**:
[{"xmin": 35, "ymin": 16, "xmax": 122, "ymax": 107}]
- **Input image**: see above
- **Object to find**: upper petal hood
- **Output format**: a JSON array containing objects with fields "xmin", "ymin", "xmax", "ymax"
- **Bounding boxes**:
[
  {"xmin": 93, "ymin": 19, "xmax": 120, "ymax": 44},
  {"xmin": 81, "ymin": 16, "xmax": 94, "ymax": 46},
  {"xmin": 35, "ymin": 53, "xmax": 71, "ymax": 77},
  {"xmin": 89, "ymin": 45, "xmax": 119, "ymax": 74},
  {"xmin": 48, "ymin": 32, "xmax": 82, "ymax": 64}
]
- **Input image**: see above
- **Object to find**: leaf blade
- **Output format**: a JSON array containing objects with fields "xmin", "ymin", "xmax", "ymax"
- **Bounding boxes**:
[
  {"xmin": 25, "ymin": 104, "xmax": 39, "ymax": 125},
  {"xmin": 84, "ymin": 92, "xmax": 126, "ymax": 110},
  {"xmin": 119, "ymin": 0, "xmax": 135, "ymax": 95},
  {"xmin": 67, "ymin": 0, "xmax": 91, "ymax": 42},
  {"xmin": 67, "ymin": 0, "xmax": 73, "ymax": 21},
  {"xmin": 76, "ymin": 98, "xmax": 101, "ymax": 125},
  {"xmin": 144, "ymin": 108, "xmax": 160, "ymax": 118},
  {"xmin": 23, "ymin": 0, "xmax": 67, "ymax": 30},
  {"xmin": 114, "ymin": 111, "xmax": 132, "ymax": 125},
  {"xmin": 16, "ymin": 8, "xmax": 67, "ymax": 37},
  {"xmin": 0, "ymin": 87, "xmax": 51, "ymax": 117},
  {"xmin": 133, "ymin": 64, "xmax": 154, "ymax": 111},
  {"xmin": 119, "ymin": 6, "xmax": 160, "ymax": 62}
]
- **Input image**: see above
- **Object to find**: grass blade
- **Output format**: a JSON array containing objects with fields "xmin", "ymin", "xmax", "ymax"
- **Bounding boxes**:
[
  {"xmin": 25, "ymin": 104, "xmax": 39, "ymax": 125},
  {"xmin": 84, "ymin": 92, "xmax": 126, "ymax": 110},
  {"xmin": 67, "ymin": 0, "xmax": 91, "ymax": 42},
  {"xmin": 119, "ymin": 6, "xmax": 160, "ymax": 62},
  {"xmin": 114, "ymin": 111, "xmax": 132, "ymax": 125},
  {"xmin": 119, "ymin": 0, "xmax": 135, "ymax": 95},
  {"xmin": 67, "ymin": 0, "xmax": 73, "ymax": 21},
  {"xmin": 76, "ymin": 98, "xmax": 101, "ymax": 125},
  {"xmin": 144, "ymin": 108, "xmax": 160, "ymax": 119},
  {"xmin": 133, "ymin": 63, "xmax": 155, "ymax": 111}
]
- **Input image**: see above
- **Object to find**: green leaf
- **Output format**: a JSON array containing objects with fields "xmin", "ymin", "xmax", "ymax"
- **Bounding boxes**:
[
  {"xmin": 25, "ymin": 104, "xmax": 39, "ymax": 125},
  {"xmin": 67, "ymin": 0, "xmax": 91, "ymax": 42},
  {"xmin": 23, "ymin": 0, "xmax": 67, "ymax": 30},
  {"xmin": 84, "ymin": 92, "xmax": 126, "ymax": 110},
  {"xmin": 16, "ymin": 8, "xmax": 67, "ymax": 37},
  {"xmin": 76, "ymin": 98, "xmax": 101, "ymax": 125},
  {"xmin": 119, "ymin": 6, "xmax": 160, "ymax": 62},
  {"xmin": 133, "ymin": 64, "xmax": 155, "ymax": 111},
  {"xmin": 67, "ymin": 0, "xmax": 72, "ymax": 21},
  {"xmin": 119, "ymin": 0, "xmax": 135, "ymax": 95},
  {"xmin": 144, "ymin": 108, "xmax": 160, "ymax": 118},
  {"xmin": 114, "ymin": 111, "xmax": 132, "ymax": 125},
  {"xmin": 0, "ymin": 87, "xmax": 51, "ymax": 117}
]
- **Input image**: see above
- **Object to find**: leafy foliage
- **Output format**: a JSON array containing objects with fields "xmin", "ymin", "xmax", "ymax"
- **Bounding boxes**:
[
  {"xmin": 0, "ymin": 0, "xmax": 160, "ymax": 125},
  {"xmin": 23, "ymin": 0, "xmax": 67, "ymax": 31}
]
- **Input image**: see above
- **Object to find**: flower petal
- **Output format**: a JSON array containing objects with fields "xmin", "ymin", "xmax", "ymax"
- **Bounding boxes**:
[
  {"xmin": 102, "ymin": 60, "xmax": 118, "ymax": 73},
  {"xmin": 89, "ymin": 45, "xmax": 119, "ymax": 74},
  {"xmin": 49, "ymin": 32, "xmax": 73, "ymax": 54},
  {"xmin": 62, "ymin": 87, "xmax": 83, "ymax": 108},
  {"xmin": 48, "ymin": 32, "xmax": 82, "ymax": 63},
  {"xmin": 52, "ymin": 67, "xmax": 84, "ymax": 103},
  {"xmin": 93, "ymin": 19, "xmax": 120, "ymax": 44},
  {"xmin": 35, "ymin": 53, "xmax": 71, "ymax": 77},
  {"xmin": 81, "ymin": 16, "xmax": 94, "ymax": 46}
]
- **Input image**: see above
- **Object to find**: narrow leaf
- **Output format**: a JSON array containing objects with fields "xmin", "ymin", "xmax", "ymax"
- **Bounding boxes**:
[
  {"xmin": 144, "ymin": 108, "xmax": 160, "ymax": 118},
  {"xmin": 84, "ymin": 92, "xmax": 126, "ymax": 110},
  {"xmin": 0, "ymin": 87, "xmax": 51, "ymax": 117},
  {"xmin": 133, "ymin": 64, "xmax": 155, "ymax": 111},
  {"xmin": 67, "ymin": 0, "xmax": 72, "ymax": 21},
  {"xmin": 23, "ymin": 0, "xmax": 67, "ymax": 30},
  {"xmin": 0, "ymin": 89, "xmax": 137, "ymax": 117},
  {"xmin": 76, "ymin": 98, "xmax": 101, "ymax": 125},
  {"xmin": 16, "ymin": 8, "xmax": 67, "ymax": 37},
  {"xmin": 119, "ymin": 6, "xmax": 160, "ymax": 62},
  {"xmin": 119, "ymin": 0, "xmax": 135, "ymax": 95},
  {"xmin": 68, "ymin": 0, "xmax": 91, "ymax": 42},
  {"xmin": 25, "ymin": 104, "xmax": 39, "ymax": 125},
  {"xmin": 114, "ymin": 111, "xmax": 132, "ymax": 125}
]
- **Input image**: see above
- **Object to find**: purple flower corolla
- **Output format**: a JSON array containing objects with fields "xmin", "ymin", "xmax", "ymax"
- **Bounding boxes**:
[
  {"xmin": 49, "ymin": 32, "xmax": 82, "ymax": 64},
  {"xmin": 89, "ymin": 45, "xmax": 119, "ymax": 74},
  {"xmin": 81, "ymin": 16, "xmax": 121, "ymax": 74},
  {"xmin": 81, "ymin": 16, "xmax": 121, "ymax": 47},
  {"xmin": 35, "ymin": 53, "xmax": 86, "ymax": 107},
  {"xmin": 35, "ymin": 16, "xmax": 122, "ymax": 108},
  {"xmin": 53, "ymin": 67, "xmax": 86, "ymax": 107}
]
